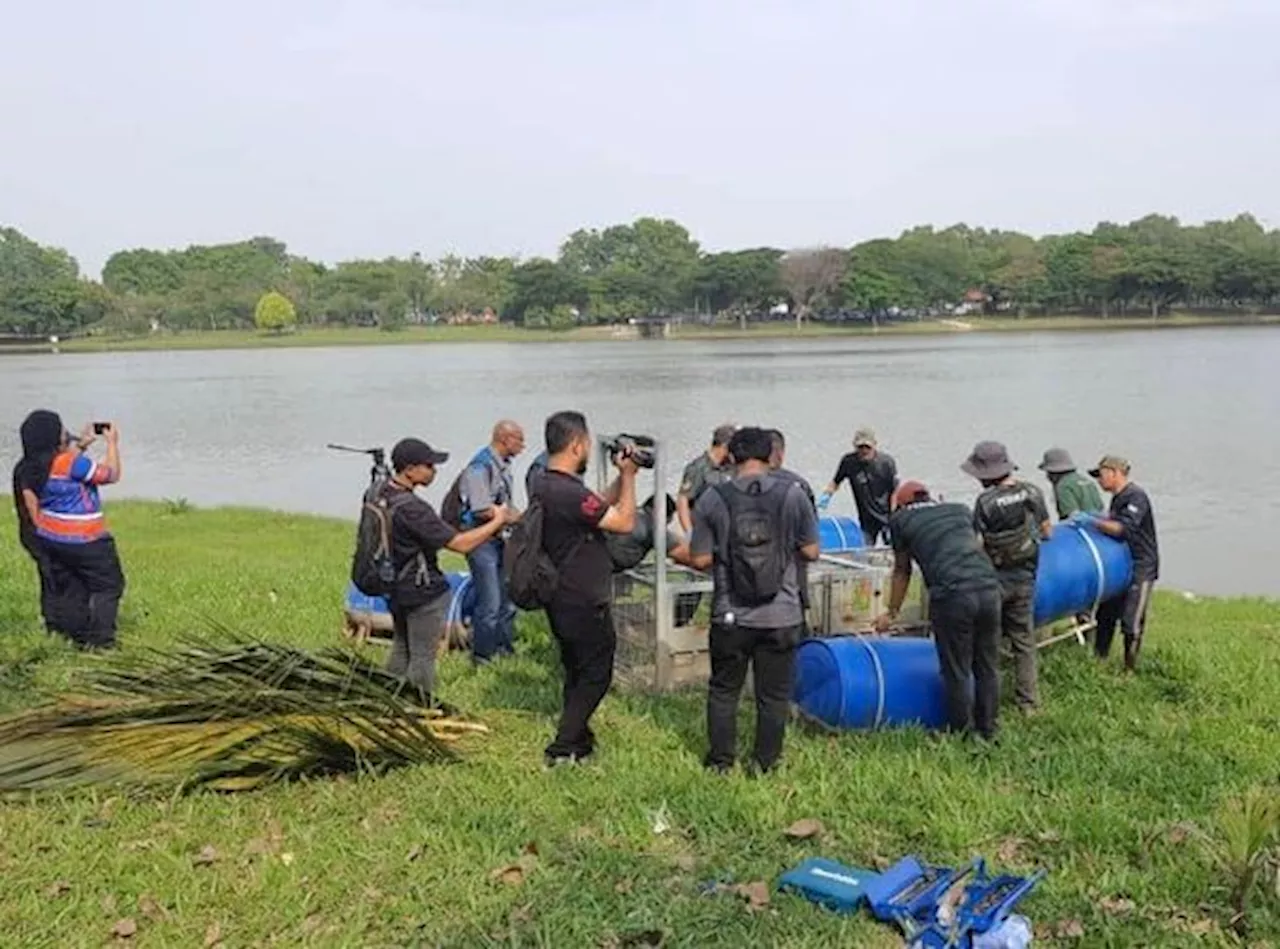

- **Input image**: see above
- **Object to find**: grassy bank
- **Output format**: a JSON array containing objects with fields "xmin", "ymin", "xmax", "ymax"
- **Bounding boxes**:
[
  {"xmin": 8, "ymin": 312, "xmax": 1273, "ymax": 355},
  {"xmin": 2, "ymin": 501, "xmax": 1278, "ymax": 947}
]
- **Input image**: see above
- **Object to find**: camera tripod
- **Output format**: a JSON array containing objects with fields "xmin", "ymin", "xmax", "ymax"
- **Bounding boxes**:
[{"xmin": 327, "ymin": 443, "xmax": 391, "ymax": 496}]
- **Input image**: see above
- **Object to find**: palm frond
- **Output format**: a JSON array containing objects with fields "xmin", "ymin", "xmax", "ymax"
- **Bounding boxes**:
[{"xmin": 0, "ymin": 632, "xmax": 486, "ymax": 796}]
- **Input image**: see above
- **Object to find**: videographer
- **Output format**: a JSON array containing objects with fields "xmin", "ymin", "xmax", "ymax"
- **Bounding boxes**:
[
  {"xmin": 538, "ymin": 410, "xmax": 638, "ymax": 767},
  {"xmin": 13, "ymin": 410, "xmax": 125, "ymax": 650}
]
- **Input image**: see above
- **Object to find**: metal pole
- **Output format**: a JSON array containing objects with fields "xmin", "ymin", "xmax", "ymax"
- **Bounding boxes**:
[{"xmin": 652, "ymin": 438, "xmax": 669, "ymax": 689}]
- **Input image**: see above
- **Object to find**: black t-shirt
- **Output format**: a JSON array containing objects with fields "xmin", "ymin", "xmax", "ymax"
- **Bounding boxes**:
[
  {"xmin": 538, "ymin": 469, "xmax": 611, "ymax": 607},
  {"xmin": 1110, "ymin": 482, "xmax": 1160, "ymax": 581},
  {"xmin": 972, "ymin": 480, "xmax": 1050, "ymax": 581},
  {"xmin": 891, "ymin": 500, "xmax": 1000, "ymax": 599},
  {"xmin": 379, "ymin": 482, "xmax": 457, "ymax": 608},
  {"xmin": 832, "ymin": 452, "xmax": 898, "ymax": 531},
  {"xmin": 11, "ymin": 463, "xmax": 39, "ymax": 554}
]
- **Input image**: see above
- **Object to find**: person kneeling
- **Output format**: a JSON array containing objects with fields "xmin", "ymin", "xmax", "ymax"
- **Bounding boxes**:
[{"xmin": 689, "ymin": 427, "xmax": 820, "ymax": 775}]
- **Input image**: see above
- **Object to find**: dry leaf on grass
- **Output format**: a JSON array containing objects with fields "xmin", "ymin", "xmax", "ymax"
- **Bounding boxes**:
[
  {"xmin": 280, "ymin": 852, "xmax": 295, "ymax": 866},
  {"xmin": 406, "ymin": 844, "xmax": 424, "ymax": 863},
  {"xmin": 192, "ymin": 844, "xmax": 219, "ymax": 867},
  {"xmin": 110, "ymin": 918, "xmax": 138, "ymax": 940},
  {"xmin": 1035, "ymin": 830, "xmax": 1062, "ymax": 844},
  {"xmin": 614, "ymin": 879, "xmax": 634, "ymax": 894},
  {"xmin": 783, "ymin": 819, "xmax": 825, "ymax": 841},
  {"xmin": 137, "ymin": 894, "xmax": 169, "ymax": 921},
  {"xmin": 301, "ymin": 914, "xmax": 324, "ymax": 935},
  {"xmin": 1165, "ymin": 821, "xmax": 1196, "ymax": 845},
  {"xmin": 43, "ymin": 880, "xmax": 71, "ymax": 899},
  {"xmin": 491, "ymin": 851, "xmax": 539, "ymax": 887},
  {"xmin": 204, "ymin": 921, "xmax": 224, "ymax": 947},
  {"xmin": 732, "ymin": 881, "xmax": 771, "ymax": 912},
  {"xmin": 1054, "ymin": 919, "xmax": 1085, "ymax": 939},
  {"xmin": 995, "ymin": 837, "xmax": 1027, "ymax": 863},
  {"xmin": 1098, "ymin": 896, "xmax": 1136, "ymax": 916}
]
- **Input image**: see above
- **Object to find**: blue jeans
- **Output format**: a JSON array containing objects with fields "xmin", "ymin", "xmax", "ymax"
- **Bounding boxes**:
[{"xmin": 468, "ymin": 539, "xmax": 517, "ymax": 661}]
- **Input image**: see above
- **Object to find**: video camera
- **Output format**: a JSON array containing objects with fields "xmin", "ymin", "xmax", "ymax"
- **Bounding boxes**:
[{"xmin": 602, "ymin": 433, "xmax": 657, "ymax": 469}]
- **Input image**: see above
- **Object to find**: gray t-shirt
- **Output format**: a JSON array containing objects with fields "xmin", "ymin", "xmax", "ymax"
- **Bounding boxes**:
[
  {"xmin": 458, "ymin": 447, "xmax": 513, "ymax": 525},
  {"xmin": 690, "ymin": 473, "xmax": 819, "ymax": 630}
]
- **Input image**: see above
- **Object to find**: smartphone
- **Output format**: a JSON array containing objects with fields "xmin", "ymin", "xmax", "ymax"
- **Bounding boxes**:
[{"xmin": 93, "ymin": 421, "xmax": 110, "ymax": 435}]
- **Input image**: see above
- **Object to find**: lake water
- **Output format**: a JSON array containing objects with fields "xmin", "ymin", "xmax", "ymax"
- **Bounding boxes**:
[{"xmin": 2, "ymin": 328, "xmax": 1277, "ymax": 597}]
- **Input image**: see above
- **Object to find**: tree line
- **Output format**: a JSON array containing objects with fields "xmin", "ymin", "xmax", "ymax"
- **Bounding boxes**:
[{"xmin": 3, "ymin": 212, "xmax": 1280, "ymax": 337}]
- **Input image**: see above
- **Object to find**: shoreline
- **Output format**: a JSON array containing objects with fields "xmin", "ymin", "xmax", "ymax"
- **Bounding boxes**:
[{"xmin": 3, "ymin": 313, "xmax": 1276, "ymax": 356}]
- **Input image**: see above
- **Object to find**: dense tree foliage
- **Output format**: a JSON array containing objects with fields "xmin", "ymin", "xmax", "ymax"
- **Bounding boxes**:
[
  {"xmin": 4, "ymin": 212, "xmax": 1280, "ymax": 337},
  {"xmin": 253, "ymin": 291, "xmax": 297, "ymax": 333}
]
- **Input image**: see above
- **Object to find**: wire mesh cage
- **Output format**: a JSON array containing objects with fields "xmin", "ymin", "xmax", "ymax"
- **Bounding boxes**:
[
  {"xmin": 595, "ymin": 435, "xmax": 925, "ymax": 692},
  {"xmin": 610, "ymin": 551, "xmax": 916, "ymax": 692}
]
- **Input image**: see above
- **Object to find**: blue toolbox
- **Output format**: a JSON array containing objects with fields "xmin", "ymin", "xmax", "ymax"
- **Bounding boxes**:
[
  {"xmin": 863, "ymin": 855, "xmax": 977, "ymax": 930},
  {"xmin": 778, "ymin": 852, "xmax": 1044, "ymax": 947},
  {"xmin": 776, "ymin": 858, "xmax": 880, "ymax": 914},
  {"xmin": 910, "ymin": 861, "xmax": 1046, "ymax": 947}
]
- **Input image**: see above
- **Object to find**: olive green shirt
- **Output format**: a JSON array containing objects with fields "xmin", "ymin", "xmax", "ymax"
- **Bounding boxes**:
[
  {"xmin": 1052, "ymin": 470, "xmax": 1104, "ymax": 520},
  {"xmin": 679, "ymin": 452, "xmax": 733, "ymax": 506}
]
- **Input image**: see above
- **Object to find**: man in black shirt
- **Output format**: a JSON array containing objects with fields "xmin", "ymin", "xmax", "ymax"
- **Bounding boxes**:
[
  {"xmin": 380, "ymin": 438, "xmax": 509, "ymax": 699},
  {"xmin": 535, "ymin": 410, "xmax": 639, "ymax": 766},
  {"xmin": 964, "ymin": 441, "xmax": 1052, "ymax": 713},
  {"xmin": 876, "ymin": 480, "xmax": 1003, "ymax": 740},
  {"xmin": 1081, "ymin": 455, "xmax": 1159, "ymax": 672},
  {"xmin": 820, "ymin": 427, "xmax": 898, "ymax": 545}
]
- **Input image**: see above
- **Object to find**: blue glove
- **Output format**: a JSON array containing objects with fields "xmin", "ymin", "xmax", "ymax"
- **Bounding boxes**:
[
  {"xmin": 1069, "ymin": 511, "xmax": 1098, "ymax": 527},
  {"xmin": 817, "ymin": 492, "xmax": 832, "ymax": 512}
]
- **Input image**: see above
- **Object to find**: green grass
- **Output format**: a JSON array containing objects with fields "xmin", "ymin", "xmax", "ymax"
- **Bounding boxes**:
[
  {"xmin": 2, "ymin": 501, "xmax": 1278, "ymax": 948},
  {"xmin": 18, "ymin": 312, "xmax": 1276, "ymax": 355}
]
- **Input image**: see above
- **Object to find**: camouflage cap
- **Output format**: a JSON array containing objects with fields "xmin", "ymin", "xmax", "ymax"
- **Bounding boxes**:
[
  {"xmin": 853, "ymin": 427, "xmax": 877, "ymax": 448},
  {"xmin": 1088, "ymin": 455, "xmax": 1131, "ymax": 478},
  {"xmin": 712, "ymin": 423, "xmax": 737, "ymax": 446}
]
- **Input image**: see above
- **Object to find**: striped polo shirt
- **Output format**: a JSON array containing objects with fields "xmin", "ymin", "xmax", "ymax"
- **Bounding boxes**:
[{"xmin": 36, "ymin": 450, "xmax": 114, "ymax": 544}]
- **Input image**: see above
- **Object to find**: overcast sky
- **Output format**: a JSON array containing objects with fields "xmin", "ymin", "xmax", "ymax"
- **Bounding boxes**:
[{"xmin": 3, "ymin": 0, "xmax": 1277, "ymax": 275}]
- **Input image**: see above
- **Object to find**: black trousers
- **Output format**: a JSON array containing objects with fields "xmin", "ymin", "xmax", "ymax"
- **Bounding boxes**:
[
  {"xmin": 545, "ymin": 599, "xmax": 617, "ymax": 759},
  {"xmin": 19, "ymin": 537, "xmax": 86, "ymax": 635},
  {"xmin": 43, "ymin": 538, "xmax": 126, "ymax": 649},
  {"xmin": 705, "ymin": 623, "xmax": 800, "ymax": 772},
  {"xmin": 1095, "ymin": 579, "xmax": 1155, "ymax": 661},
  {"xmin": 930, "ymin": 588, "xmax": 1001, "ymax": 739},
  {"xmin": 862, "ymin": 522, "xmax": 889, "ymax": 547}
]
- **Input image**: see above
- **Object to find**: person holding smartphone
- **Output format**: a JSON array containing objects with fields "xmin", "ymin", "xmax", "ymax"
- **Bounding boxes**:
[{"xmin": 14, "ymin": 411, "xmax": 126, "ymax": 649}]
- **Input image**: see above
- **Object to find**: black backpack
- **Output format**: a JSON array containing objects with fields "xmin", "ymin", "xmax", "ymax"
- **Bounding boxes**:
[
  {"xmin": 502, "ymin": 495, "xmax": 567, "ymax": 610},
  {"xmin": 350, "ymin": 488, "xmax": 415, "ymax": 597},
  {"xmin": 716, "ymin": 479, "xmax": 788, "ymax": 607},
  {"xmin": 440, "ymin": 473, "xmax": 466, "ymax": 529}
]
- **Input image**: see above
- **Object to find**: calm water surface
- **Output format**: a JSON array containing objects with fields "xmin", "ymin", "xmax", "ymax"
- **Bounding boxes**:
[{"xmin": 2, "ymin": 328, "xmax": 1277, "ymax": 597}]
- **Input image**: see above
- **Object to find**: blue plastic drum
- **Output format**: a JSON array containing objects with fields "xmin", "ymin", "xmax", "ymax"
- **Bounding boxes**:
[
  {"xmin": 794, "ymin": 635, "xmax": 951, "ymax": 730},
  {"xmin": 819, "ymin": 516, "xmax": 866, "ymax": 553},
  {"xmin": 1033, "ymin": 524, "xmax": 1132, "ymax": 627}
]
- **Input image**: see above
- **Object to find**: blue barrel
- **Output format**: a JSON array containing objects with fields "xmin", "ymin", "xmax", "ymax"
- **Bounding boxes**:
[
  {"xmin": 794, "ymin": 636, "xmax": 951, "ymax": 730},
  {"xmin": 819, "ymin": 516, "xmax": 866, "ymax": 553},
  {"xmin": 1033, "ymin": 524, "xmax": 1132, "ymax": 627},
  {"xmin": 343, "ymin": 571, "xmax": 475, "ymax": 623}
]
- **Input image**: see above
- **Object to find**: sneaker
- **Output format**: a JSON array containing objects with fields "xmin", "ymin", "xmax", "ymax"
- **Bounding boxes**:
[{"xmin": 543, "ymin": 753, "xmax": 581, "ymax": 770}]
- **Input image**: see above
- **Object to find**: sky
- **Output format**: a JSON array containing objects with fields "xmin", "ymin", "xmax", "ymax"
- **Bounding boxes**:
[{"xmin": 3, "ymin": 0, "xmax": 1278, "ymax": 276}]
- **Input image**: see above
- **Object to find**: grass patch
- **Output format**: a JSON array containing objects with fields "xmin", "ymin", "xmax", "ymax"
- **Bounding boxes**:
[{"xmin": 2, "ymin": 500, "xmax": 1278, "ymax": 946}]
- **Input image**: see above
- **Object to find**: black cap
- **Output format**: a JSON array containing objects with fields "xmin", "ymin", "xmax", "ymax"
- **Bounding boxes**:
[{"xmin": 391, "ymin": 438, "xmax": 449, "ymax": 472}]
